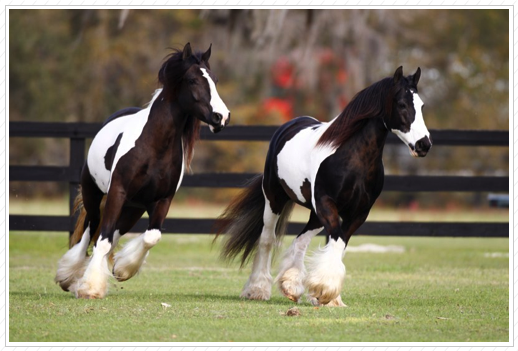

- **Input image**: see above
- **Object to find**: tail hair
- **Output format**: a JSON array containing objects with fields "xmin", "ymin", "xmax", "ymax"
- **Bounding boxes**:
[
  {"xmin": 69, "ymin": 187, "xmax": 105, "ymax": 249},
  {"xmin": 214, "ymin": 175, "xmax": 294, "ymax": 267},
  {"xmin": 69, "ymin": 189, "xmax": 87, "ymax": 248}
]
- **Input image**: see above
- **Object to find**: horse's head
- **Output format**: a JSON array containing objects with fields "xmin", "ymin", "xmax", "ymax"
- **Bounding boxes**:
[
  {"xmin": 177, "ymin": 43, "xmax": 230, "ymax": 133},
  {"xmin": 385, "ymin": 66, "xmax": 432, "ymax": 157}
]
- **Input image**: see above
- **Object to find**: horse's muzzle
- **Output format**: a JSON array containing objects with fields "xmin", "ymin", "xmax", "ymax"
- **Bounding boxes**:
[
  {"xmin": 410, "ymin": 136, "xmax": 432, "ymax": 157},
  {"xmin": 209, "ymin": 112, "xmax": 230, "ymax": 133}
]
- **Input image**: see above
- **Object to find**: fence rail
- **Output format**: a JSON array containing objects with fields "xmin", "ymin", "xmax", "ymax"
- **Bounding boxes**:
[{"xmin": 9, "ymin": 122, "xmax": 509, "ymax": 237}]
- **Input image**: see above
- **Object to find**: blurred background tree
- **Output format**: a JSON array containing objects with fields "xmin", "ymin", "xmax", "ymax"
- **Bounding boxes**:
[{"xmin": 9, "ymin": 9, "xmax": 509, "ymax": 207}]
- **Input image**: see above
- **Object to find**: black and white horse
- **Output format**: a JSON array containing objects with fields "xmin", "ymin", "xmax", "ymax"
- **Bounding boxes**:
[
  {"xmin": 216, "ymin": 66, "xmax": 431, "ymax": 306},
  {"xmin": 56, "ymin": 43, "xmax": 230, "ymax": 299}
]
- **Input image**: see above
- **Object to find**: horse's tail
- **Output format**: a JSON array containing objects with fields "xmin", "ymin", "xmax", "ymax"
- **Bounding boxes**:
[
  {"xmin": 214, "ymin": 175, "xmax": 294, "ymax": 267},
  {"xmin": 69, "ymin": 188, "xmax": 105, "ymax": 249},
  {"xmin": 69, "ymin": 190, "xmax": 87, "ymax": 248}
]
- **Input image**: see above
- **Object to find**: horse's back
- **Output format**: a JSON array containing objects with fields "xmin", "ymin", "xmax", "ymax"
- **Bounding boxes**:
[
  {"xmin": 102, "ymin": 107, "xmax": 143, "ymax": 127},
  {"xmin": 268, "ymin": 116, "xmax": 321, "ymax": 152}
]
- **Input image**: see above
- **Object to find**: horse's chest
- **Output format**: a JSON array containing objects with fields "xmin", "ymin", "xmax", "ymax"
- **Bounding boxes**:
[{"xmin": 144, "ymin": 152, "xmax": 184, "ymax": 193}]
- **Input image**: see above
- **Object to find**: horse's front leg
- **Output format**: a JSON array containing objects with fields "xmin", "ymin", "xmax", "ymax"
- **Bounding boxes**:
[
  {"xmin": 305, "ymin": 195, "xmax": 347, "ymax": 306},
  {"xmin": 113, "ymin": 198, "xmax": 171, "ymax": 282},
  {"xmin": 74, "ymin": 190, "xmax": 125, "ymax": 299}
]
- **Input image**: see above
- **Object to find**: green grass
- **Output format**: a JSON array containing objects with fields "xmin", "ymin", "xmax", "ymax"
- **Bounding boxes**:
[{"xmin": 9, "ymin": 231, "xmax": 509, "ymax": 342}]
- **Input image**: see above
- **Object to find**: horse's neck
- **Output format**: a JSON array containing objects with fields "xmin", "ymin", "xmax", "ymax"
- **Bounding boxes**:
[
  {"xmin": 338, "ymin": 116, "xmax": 388, "ymax": 160},
  {"xmin": 145, "ymin": 98, "xmax": 187, "ymax": 143}
]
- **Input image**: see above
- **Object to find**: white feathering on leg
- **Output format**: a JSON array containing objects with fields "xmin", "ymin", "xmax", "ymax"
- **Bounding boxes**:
[
  {"xmin": 74, "ymin": 236, "xmax": 113, "ymax": 299},
  {"xmin": 112, "ymin": 229, "xmax": 161, "ymax": 282},
  {"xmin": 55, "ymin": 225, "xmax": 91, "ymax": 291},
  {"xmin": 276, "ymin": 227, "xmax": 322, "ymax": 302},
  {"xmin": 305, "ymin": 237, "xmax": 346, "ymax": 305}
]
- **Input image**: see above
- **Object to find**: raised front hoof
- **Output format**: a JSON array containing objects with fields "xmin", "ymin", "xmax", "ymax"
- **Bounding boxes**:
[
  {"xmin": 112, "ymin": 266, "xmax": 136, "ymax": 282},
  {"xmin": 55, "ymin": 278, "xmax": 74, "ymax": 292},
  {"xmin": 240, "ymin": 286, "xmax": 271, "ymax": 300}
]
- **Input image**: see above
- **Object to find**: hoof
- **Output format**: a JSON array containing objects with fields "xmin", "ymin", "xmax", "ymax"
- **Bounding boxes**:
[
  {"xmin": 324, "ymin": 294, "xmax": 347, "ymax": 307},
  {"xmin": 240, "ymin": 286, "xmax": 271, "ymax": 300},
  {"xmin": 55, "ymin": 279, "xmax": 73, "ymax": 292},
  {"xmin": 307, "ymin": 293, "xmax": 347, "ymax": 307},
  {"xmin": 112, "ymin": 266, "xmax": 134, "ymax": 282},
  {"xmin": 73, "ymin": 278, "xmax": 108, "ymax": 299},
  {"xmin": 278, "ymin": 268, "xmax": 305, "ymax": 303},
  {"xmin": 75, "ymin": 292, "xmax": 102, "ymax": 299}
]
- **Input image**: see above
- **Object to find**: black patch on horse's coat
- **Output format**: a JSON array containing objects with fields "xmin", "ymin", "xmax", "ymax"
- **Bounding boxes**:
[
  {"xmin": 104, "ymin": 133, "xmax": 123, "ymax": 171},
  {"xmin": 300, "ymin": 179, "xmax": 312, "ymax": 205}
]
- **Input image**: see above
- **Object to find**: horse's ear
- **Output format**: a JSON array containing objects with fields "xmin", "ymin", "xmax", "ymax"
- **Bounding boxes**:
[
  {"xmin": 202, "ymin": 44, "xmax": 212, "ymax": 63},
  {"xmin": 413, "ymin": 67, "xmax": 421, "ymax": 86},
  {"xmin": 393, "ymin": 66, "xmax": 403, "ymax": 84},
  {"xmin": 182, "ymin": 42, "xmax": 193, "ymax": 61}
]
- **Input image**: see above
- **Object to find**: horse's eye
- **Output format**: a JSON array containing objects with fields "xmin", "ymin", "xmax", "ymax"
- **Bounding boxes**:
[
  {"xmin": 187, "ymin": 79, "xmax": 197, "ymax": 85},
  {"xmin": 398, "ymin": 102, "xmax": 406, "ymax": 109}
]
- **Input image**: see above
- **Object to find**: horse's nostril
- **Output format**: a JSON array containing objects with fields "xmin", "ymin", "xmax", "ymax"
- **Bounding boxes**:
[
  {"xmin": 214, "ymin": 113, "xmax": 222, "ymax": 123},
  {"xmin": 415, "ymin": 138, "xmax": 431, "ymax": 153}
]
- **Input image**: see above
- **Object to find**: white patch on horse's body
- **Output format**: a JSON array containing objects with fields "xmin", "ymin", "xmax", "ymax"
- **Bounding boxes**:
[
  {"xmin": 276, "ymin": 118, "xmax": 338, "ymax": 211},
  {"xmin": 87, "ymin": 90, "xmax": 162, "ymax": 193},
  {"xmin": 240, "ymin": 186, "xmax": 279, "ymax": 300},
  {"xmin": 305, "ymin": 237, "xmax": 346, "ymax": 306},
  {"xmin": 391, "ymin": 92, "xmax": 429, "ymax": 155},
  {"xmin": 200, "ymin": 68, "xmax": 230, "ymax": 128},
  {"xmin": 55, "ymin": 224, "xmax": 91, "ymax": 291},
  {"xmin": 276, "ymin": 226, "xmax": 323, "ymax": 302},
  {"xmin": 112, "ymin": 229, "xmax": 162, "ymax": 282}
]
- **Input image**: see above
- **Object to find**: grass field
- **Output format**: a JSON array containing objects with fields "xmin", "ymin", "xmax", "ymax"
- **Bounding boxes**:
[{"xmin": 9, "ymin": 228, "xmax": 509, "ymax": 342}]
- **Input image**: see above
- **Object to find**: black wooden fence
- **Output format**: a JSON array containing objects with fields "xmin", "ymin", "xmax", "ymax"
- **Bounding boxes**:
[{"xmin": 9, "ymin": 122, "xmax": 509, "ymax": 237}]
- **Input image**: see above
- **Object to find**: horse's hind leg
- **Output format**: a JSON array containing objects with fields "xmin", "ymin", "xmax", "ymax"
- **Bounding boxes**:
[
  {"xmin": 55, "ymin": 165, "xmax": 103, "ymax": 292},
  {"xmin": 276, "ymin": 210, "xmax": 322, "ymax": 302},
  {"xmin": 113, "ymin": 198, "xmax": 170, "ymax": 282},
  {"xmin": 241, "ymin": 180, "xmax": 289, "ymax": 300}
]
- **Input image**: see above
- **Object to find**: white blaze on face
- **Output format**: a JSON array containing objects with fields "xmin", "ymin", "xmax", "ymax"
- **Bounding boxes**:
[
  {"xmin": 200, "ymin": 68, "xmax": 230, "ymax": 130},
  {"xmin": 391, "ymin": 92, "xmax": 430, "ymax": 157}
]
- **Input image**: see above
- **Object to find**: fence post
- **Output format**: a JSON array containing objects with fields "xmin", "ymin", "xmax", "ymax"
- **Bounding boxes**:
[{"xmin": 69, "ymin": 137, "xmax": 86, "ymax": 237}]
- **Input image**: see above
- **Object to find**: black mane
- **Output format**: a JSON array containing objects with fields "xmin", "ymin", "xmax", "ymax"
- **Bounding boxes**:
[
  {"xmin": 317, "ymin": 77, "xmax": 395, "ymax": 148},
  {"xmin": 157, "ymin": 49, "xmax": 207, "ymax": 94},
  {"xmin": 157, "ymin": 49, "xmax": 207, "ymax": 169}
]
